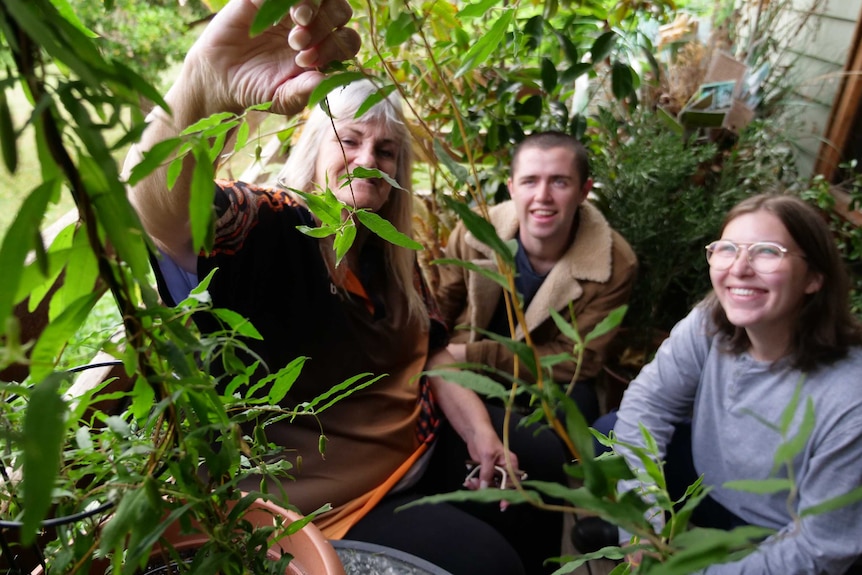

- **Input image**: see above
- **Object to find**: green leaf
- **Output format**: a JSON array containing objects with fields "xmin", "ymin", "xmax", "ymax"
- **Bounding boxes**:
[
  {"xmin": 774, "ymin": 397, "xmax": 816, "ymax": 470},
  {"xmin": 190, "ymin": 145, "xmax": 216, "ymax": 254},
  {"xmin": 398, "ymin": 487, "xmax": 533, "ymax": 510},
  {"xmin": 423, "ymin": 368, "xmax": 510, "ymax": 401},
  {"xmin": 541, "ymin": 57, "xmax": 558, "ymax": 94},
  {"xmin": 0, "ymin": 88, "xmax": 18, "ymax": 173},
  {"xmin": 550, "ymin": 307, "xmax": 580, "ymax": 344},
  {"xmin": 584, "ymin": 305, "xmax": 627, "ymax": 344},
  {"xmin": 557, "ymin": 33, "xmax": 579, "ymax": 66},
  {"xmin": 539, "ymin": 352, "xmax": 574, "ymax": 368},
  {"xmin": 4, "ymin": 0, "xmax": 105, "ymax": 89},
  {"xmin": 560, "ymin": 62, "xmax": 593, "ymax": 84},
  {"xmin": 523, "ymin": 15, "xmax": 544, "ymax": 49},
  {"xmin": 779, "ymin": 380, "xmax": 804, "ymax": 434},
  {"xmin": 0, "ymin": 179, "xmax": 58, "ymax": 332},
  {"xmin": 662, "ymin": 526, "xmax": 771, "ymax": 575},
  {"xmin": 724, "ymin": 478, "xmax": 792, "ymax": 495},
  {"xmin": 166, "ymin": 156, "xmax": 184, "ymax": 190},
  {"xmin": 433, "ymin": 139, "xmax": 470, "ymax": 185},
  {"xmin": 302, "ymin": 372, "xmax": 386, "ymax": 413},
  {"xmin": 456, "ymin": 9, "xmax": 514, "ymax": 77},
  {"xmin": 442, "ymin": 196, "xmax": 515, "ymax": 266},
  {"xmin": 234, "ymin": 120, "xmax": 251, "ymax": 152},
  {"xmin": 308, "ymin": 72, "xmax": 367, "ymax": 109},
  {"xmin": 110, "ymin": 60, "xmax": 170, "ymax": 112},
  {"xmin": 457, "ymin": 0, "xmax": 499, "ymax": 19},
  {"xmin": 126, "ymin": 137, "xmax": 182, "ymax": 186},
  {"xmin": 355, "ymin": 210, "xmax": 423, "ymax": 250},
  {"xmin": 130, "ymin": 375, "xmax": 156, "ymax": 422},
  {"xmin": 266, "ymin": 356, "xmax": 307, "ymax": 404},
  {"xmin": 611, "ymin": 61, "xmax": 635, "ymax": 100},
  {"xmin": 351, "ymin": 166, "xmax": 404, "ymax": 191},
  {"xmin": 333, "ymin": 220, "xmax": 357, "ymax": 266},
  {"xmin": 20, "ymin": 372, "xmax": 68, "ymax": 545},
  {"xmin": 293, "ymin": 188, "xmax": 344, "ymax": 226},
  {"xmin": 250, "ymin": 0, "xmax": 299, "ymax": 36},
  {"xmin": 80, "ymin": 153, "xmax": 153, "ymax": 284},
  {"xmin": 801, "ymin": 484, "xmax": 862, "ymax": 517},
  {"xmin": 47, "ymin": 229, "xmax": 100, "ymax": 322},
  {"xmin": 298, "ymin": 225, "xmax": 337, "ymax": 239},
  {"xmin": 385, "ymin": 12, "xmax": 416, "ymax": 46},
  {"xmin": 590, "ymin": 31, "xmax": 617, "ymax": 64},
  {"xmin": 102, "ymin": 480, "xmax": 164, "ymax": 572},
  {"xmin": 560, "ymin": 394, "xmax": 596, "ymax": 468},
  {"xmin": 182, "ymin": 112, "xmax": 236, "ymax": 136},
  {"xmin": 471, "ymin": 327, "xmax": 538, "ymax": 376},
  {"xmin": 30, "ymin": 293, "xmax": 99, "ymax": 382},
  {"xmin": 50, "ymin": 0, "xmax": 98, "ymax": 37},
  {"xmin": 431, "ymin": 258, "xmax": 510, "ymax": 292},
  {"xmin": 356, "ymin": 85, "xmax": 396, "ymax": 118},
  {"xmin": 212, "ymin": 308, "xmax": 263, "ymax": 339}
]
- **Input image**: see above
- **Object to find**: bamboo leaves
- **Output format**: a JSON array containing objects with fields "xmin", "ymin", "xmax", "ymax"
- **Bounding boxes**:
[{"xmin": 20, "ymin": 372, "xmax": 69, "ymax": 545}]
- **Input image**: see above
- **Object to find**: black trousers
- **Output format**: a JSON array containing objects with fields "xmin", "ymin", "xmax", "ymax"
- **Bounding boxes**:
[{"xmin": 345, "ymin": 404, "xmax": 569, "ymax": 575}]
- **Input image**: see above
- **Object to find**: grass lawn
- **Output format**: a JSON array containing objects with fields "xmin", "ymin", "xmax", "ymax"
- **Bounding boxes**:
[
  {"xmin": 0, "ymin": 85, "xmax": 120, "ymax": 237},
  {"xmin": 0, "ymin": 82, "xmax": 278, "ymax": 369},
  {"xmin": 0, "ymin": 85, "xmax": 131, "ymax": 369}
]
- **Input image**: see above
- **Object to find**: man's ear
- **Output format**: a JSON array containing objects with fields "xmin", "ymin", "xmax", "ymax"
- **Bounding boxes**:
[{"xmin": 581, "ymin": 178, "xmax": 593, "ymax": 196}]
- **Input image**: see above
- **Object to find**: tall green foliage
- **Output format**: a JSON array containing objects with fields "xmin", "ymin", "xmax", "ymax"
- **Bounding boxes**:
[
  {"xmin": 2, "ymin": 0, "xmax": 859, "ymax": 572},
  {"xmin": 0, "ymin": 1, "xmax": 342, "ymax": 572}
]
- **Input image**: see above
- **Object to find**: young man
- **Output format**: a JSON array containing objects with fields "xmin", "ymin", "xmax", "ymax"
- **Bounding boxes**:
[{"xmin": 436, "ymin": 132, "xmax": 637, "ymax": 422}]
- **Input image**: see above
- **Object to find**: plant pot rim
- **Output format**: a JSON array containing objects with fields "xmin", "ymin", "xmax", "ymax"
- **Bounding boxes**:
[{"xmin": 30, "ymin": 496, "xmax": 345, "ymax": 575}]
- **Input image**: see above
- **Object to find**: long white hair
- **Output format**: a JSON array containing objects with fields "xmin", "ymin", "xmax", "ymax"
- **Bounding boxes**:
[{"xmin": 277, "ymin": 80, "xmax": 426, "ymax": 324}]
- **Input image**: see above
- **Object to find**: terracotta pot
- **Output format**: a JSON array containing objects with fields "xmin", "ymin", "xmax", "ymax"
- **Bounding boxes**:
[
  {"xmin": 30, "ymin": 497, "xmax": 345, "ymax": 575},
  {"xmin": 148, "ymin": 498, "xmax": 345, "ymax": 575}
]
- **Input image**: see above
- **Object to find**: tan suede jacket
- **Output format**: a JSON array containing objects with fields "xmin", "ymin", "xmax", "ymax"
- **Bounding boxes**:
[{"xmin": 436, "ymin": 200, "xmax": 638, "ymax": 386}]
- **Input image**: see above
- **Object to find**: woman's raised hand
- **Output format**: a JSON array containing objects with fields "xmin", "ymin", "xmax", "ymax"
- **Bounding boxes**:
[{"xmin": 178, "ymin": 0, "xmax": 361, "ymax": 117}]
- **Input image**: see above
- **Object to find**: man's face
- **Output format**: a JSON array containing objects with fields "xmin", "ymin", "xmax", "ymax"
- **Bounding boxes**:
[{"xmin": 509, "ymin": 146, "xmax": 587, "ymax": 255}]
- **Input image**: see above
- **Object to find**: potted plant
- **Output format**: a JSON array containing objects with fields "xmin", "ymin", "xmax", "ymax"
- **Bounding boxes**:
[
  {"xmin": 0, "ymin": 278, "xmax": 349, "ymax": 574},
  {"xmin": 25, "ymin": 495, "xmax": 346, "ymax": 575},
  {"xmin": 0, "ymin": 6, "xmax": 352, "ymax": 573}
]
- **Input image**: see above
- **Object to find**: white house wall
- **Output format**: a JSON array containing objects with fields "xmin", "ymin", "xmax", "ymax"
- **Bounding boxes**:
[{"xmin": 785, "ymin": 0, "xmax": 861, "ymax": 176}]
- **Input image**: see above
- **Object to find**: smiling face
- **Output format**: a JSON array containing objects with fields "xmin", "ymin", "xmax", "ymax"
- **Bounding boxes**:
[
  {"xmin": 509, "ymin": 145, "xmax": 588, "ymax": 262},
  {"xmin": 314, "ymin": 120, "xmax": 400, "ymax": 213},
  {"xmin": 710, "ymin": 210, "xmax": 823, "ymax": 356}
]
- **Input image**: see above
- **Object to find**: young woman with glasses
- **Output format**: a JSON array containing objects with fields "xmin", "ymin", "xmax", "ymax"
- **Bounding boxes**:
[{"xmin": 573, "ymin": 193, "xmax": 862, "ymax": 574}]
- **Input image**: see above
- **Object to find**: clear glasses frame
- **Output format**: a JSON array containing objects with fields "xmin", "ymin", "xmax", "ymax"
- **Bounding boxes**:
[{"xmin": 704, "ymin": 240, "xmax": 802, "ymax": 274}]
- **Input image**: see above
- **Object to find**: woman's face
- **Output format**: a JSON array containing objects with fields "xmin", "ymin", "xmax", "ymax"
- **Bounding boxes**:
[
  {"xmin": 313, "ymin": 119, "xmax": 400, "ymax": 213},
  {"xmin": 710, "ymin": 210, "xmax": 823, "ymax": 343}
]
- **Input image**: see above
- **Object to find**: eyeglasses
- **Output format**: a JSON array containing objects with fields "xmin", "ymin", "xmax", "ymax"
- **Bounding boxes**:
[{"xmin": 705, "ymin": 240, "xmax": 802, "ymax": 274}]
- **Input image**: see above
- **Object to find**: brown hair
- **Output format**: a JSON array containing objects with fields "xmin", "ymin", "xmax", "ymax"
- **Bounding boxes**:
[
  {"xmin": 511, "ymin": 131, "xmax": 590, "ymax": 188},
  {"xmin": 704, "ymin": 193, "xmax": 862, "ymax": 371}
]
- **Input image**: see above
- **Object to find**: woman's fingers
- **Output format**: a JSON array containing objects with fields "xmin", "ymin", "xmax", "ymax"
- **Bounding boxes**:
[
  {"xmin": 291, "ymin": 0, "xmax": 354, "ymax": 50},
  {"xmin": 291, "ymin": 0, "xmax": 318, "ymax": 27},
  {"xmin": 295, "ymin": 26, "xmax": 360, "ymax": 68}
]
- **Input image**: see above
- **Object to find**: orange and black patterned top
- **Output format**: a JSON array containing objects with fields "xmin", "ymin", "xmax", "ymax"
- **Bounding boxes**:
[{"xmin": 160, "ymin": 180, "xmax": 444, "ymax": 516}]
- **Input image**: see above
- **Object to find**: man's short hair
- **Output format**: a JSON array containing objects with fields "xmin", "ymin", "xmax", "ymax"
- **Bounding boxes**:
[{"xmin": 511, "ymin": 131, "xmax": 590, "ymax": 188}]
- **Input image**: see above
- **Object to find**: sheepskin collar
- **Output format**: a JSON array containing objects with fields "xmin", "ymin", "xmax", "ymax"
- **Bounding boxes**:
[{"xmin": 462, "ymin": 200, "xmax": 614, "ymax": 339}]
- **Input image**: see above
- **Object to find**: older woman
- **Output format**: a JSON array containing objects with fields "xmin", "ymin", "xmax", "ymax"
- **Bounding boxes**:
[
  {"xmin": 576, "ymin": 194, "xmax": 862, "ymax": 574},
  {"xmin": 126, "ymin": 1, "xmax": 565, "ymax": 574}
]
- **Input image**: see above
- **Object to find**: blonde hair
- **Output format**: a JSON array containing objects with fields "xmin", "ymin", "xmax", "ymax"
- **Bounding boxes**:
[{"xmin": 277, "ymin": 80, "xmax": 426, "ymax": 324}]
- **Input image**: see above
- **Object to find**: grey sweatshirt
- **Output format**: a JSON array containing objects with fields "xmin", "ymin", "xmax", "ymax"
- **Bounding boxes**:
[{"xmin": 615, "ymin": 304, "xmax": 862, "ymax": 574}]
